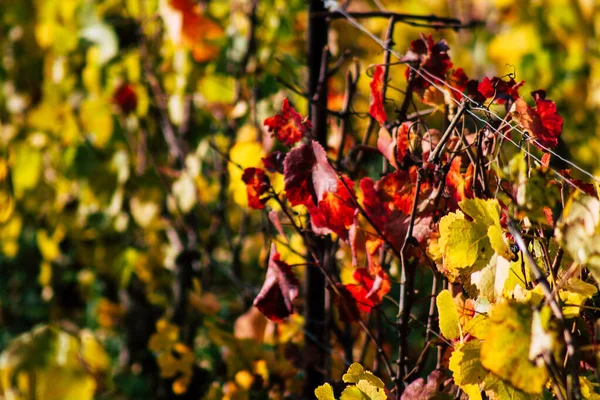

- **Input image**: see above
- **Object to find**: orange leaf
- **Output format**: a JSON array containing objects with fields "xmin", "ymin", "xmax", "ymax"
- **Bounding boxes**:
[{"xmin": 369, "ymin": 65, "xmax": 387, "ymax": 125}]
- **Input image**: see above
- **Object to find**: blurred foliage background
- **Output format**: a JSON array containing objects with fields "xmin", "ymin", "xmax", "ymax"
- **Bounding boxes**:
[{"xmin": 0, "ymin": 0, "xmax": 598, "ymax": 399}]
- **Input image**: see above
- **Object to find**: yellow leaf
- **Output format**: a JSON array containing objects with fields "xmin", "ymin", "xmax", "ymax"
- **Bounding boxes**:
[
  {"xmin": 436, "ymin": 289, "xmax": 461, "ymax": 340},
  {"xmin": 79, "ymin": 98, "xmax": 114, "ymax": 148},
  {"xmin": 0, "ymin": 325, "xmax": 99, "ymax": 400},
  {"xmin": 234, "ymin": 370, "xmax": 254, "ymax": 390},
  {"xmin": 560, "ymin": 278, "xmax": 598, "ymax": 318},
  {"xmin": 487, "ymin": 225, "xmax": 511, "ymax": 260},
  {"xmin": 172, "ymin": 373, "xmax": 192, "ymax": 394},
  {"xmin": 315, "ymin": 383, "xmax": 336, "ymax": 400},
  {"xmin": 340, "ymin": 386, "xmax": 366, "ymax": 399},
  {"xmin": 463, "ymin": 314, "xmax": 491, "ymax": 340},
  {"xmin": 483, "ymin": 373, "xmax": 535, "ymax": 400},
  {"xmin": 462, "ymin": 384, "xmax": 483, "ymax": 400},
  {"xmin": 480, "ymin": 302, "xmax": 548, "ymax": 394},
  {"xmin": 355, "ymin": 379, "xmax": 387, "ymax": 400},
  {"xmin": 79, "ymin": 330, "xmax": 110, "ymax": 374},
  {"xmin": 11, "ymin": 142, "xmax": 42, "ymax": 198},
  {"xmin": 0, "ymin": 189, "xmax": 14, "ymax": 223},
  {"xmin": 459, "ymin": 198, "xmax": 501, "ymax": 228},
  {"xmin": 449, "ymin": 341, "xmax": 486, "ymax": 386},
  {"xmin": 439, "ymin": 211, "xmax": 482, "ymax": 269},
  {"xmin": 228, "ymin": 141, "xmax": 264, "ymax": 207},
  {"xmin": 342, "ymin": 363, "xmax": 384, "ymax": 388}
]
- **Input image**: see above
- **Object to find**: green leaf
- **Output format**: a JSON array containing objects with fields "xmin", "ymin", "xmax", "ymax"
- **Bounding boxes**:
[{"xmin": 436, "ymin": 290, "xmax": 461, "ymax": 340}]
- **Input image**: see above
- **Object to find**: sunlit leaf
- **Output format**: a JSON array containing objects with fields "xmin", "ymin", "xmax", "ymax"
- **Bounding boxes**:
[
  {"xmin": 436, "ymin": 289, "xmax": 461, "ymax": 340},
  {"xmin": 480, "ymin": 302, "xmax": 548, "ymax": 394},
  {"xmin": 315, "ymin": 383, "xmax": 336, "ymax": 400},
  {"xmin": 369, "ymin": 65, "xmax": 387, "ymax": 125},
  {"xmin": 342, "ymin": 363, "xmax": 384, "ymax": 388}
]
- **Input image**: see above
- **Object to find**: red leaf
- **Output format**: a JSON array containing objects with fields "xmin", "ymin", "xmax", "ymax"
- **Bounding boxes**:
[
  {"xmin": 348, "ymin": 211, "xmax": 360, "ymax": 266},
  {"xmin": 283, "ymin": 142, "xmax": 317, "ymax": 207},
  {"xmin": 384, "ymin": 211, "xmax": 433, "ymax": 252},
  {"xmin": 401, "ymin": 34, "xmax": 453, "ymax": 92},
  {"xmin": 330, "ymin": 283, "xmax": 361, "ymax": 323},
  {"xmin": 312, "ymin": 141, "xmax": 340, "ymax": 203},
  {"xmin": 345, "ymin": 267, "xmax": 390, "ymax": 313},
  {"xmin": 253, "ymin": 244, "xmax": 300, "ymax": 322},
  {"xmin": 242, "ymin": 168, "xmax": 270, "ymax": 209},
  {"xmin": 510, "ymin": 90, "xmax": 563, "ymax": 149},
  {"xmin": 262, "ymin": 151, "xmax": 286, "ymax": 173},
  {"xmin": 376, "ymin": 123, "xmax": 411, "ymax": 169},
  {"xmin": 369, "ymin": 65, "xmax": 387, "ymax": 124},
  {"xmin": 307, "ymin": 176, "xmax": 357, "ymax": 240},
  {"xmin": 360, "ymin": 177, "xmax": 388, "ymax": 232},
  {"xmin": 478, "ymin": 76, "xmax": 524, "ymax": 104},
  {"xmin": 283, "ymin": 141, "xmax": 357, "ymax": 239},
  {"xmin": 396, "ymin": 122, "xmax": 411, "ymax": 163},
  {"xmin": 448, "ymin": 68, "xmax": 486, "ymax": 104},
  {"xmin": 376, "ymin": 170, "xmax": 416, "ymax": 214},
  {"xmin": 264, "ymin": 98, "xmax": 311, "ymax": 146},
  {"xmin": 113, "ymin": 83, "xmax": 138, "ymax": 114},
  {"xmin": 557, "ymin": 169, "xmax": 596, "ymax": 196}
]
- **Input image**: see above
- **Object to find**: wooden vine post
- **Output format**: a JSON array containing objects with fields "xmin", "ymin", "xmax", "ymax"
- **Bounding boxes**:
[{"xmin": 304, "ymin": 0, "xmax": 330, "ymax": 398}]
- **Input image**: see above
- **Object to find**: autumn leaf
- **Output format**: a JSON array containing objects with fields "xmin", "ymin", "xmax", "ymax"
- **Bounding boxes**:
[
  {"xmin": 315, "ymin": 383, "xmax": 335, "ymax": 400},
  {"xmin": 345, "ymin": 266, "xmax": 390, "ymax": 313},
  {"xmin": 264, "ymin": 98, "xmax": 311, "ymax": 146},
  {"xmin": 369, "ymin": 65, "xmax": 387, "ymax": 125},
  {"xmin": 445, "ymin": 156, "xmax": 473, "ymax": 204},
  {"xmin": 283, "ymin": 141, "xmax": 356, "ymax": 239},
  {"xmin": 160, "ymin": 0, "xmax": 224, "ymax": 62},
  {"xmin": 112, "ymin": 83, "xmax": 137, "ymax": 114},
  {"xmin": 359, "ymin": 177, "xmax": 388, "ymax": 232},
  {"xmin": 241, "ymin": 167, "xmax": 270, "ymax": 209},
  {"xmin": 401, "ymin": 370, "xmax": 458, "ymax": 400},
  {"xmin": 436, "ymin": 289, "xmax": 461, "ymax": 340},
  {"xmin": 480, "ymin": 302, "xmax": 548, "ymax": 394},
  {"xmin": 262, "ymin": 151, "xmax": 286, "ymax": 173},
  {"xmin": 401, "ymin": 34, "xmax": 453, "ymax": 93},
  {"xmin": 478, "ymin": 76, "xmax": 524, "ymax": 104},
  {"xmin": 450, "ymin": 341, "xmax": 486, "ymax": 385},
  {"xmin": 330, "ymin": 283, "xmax": 361, "ymax": 323},
  {"xmin": 342, "ymin": 363, "xmax": 385, "ymax": 388},
  {"xmin": 510, "ymin": 90, "xmax": 563, "ymax": 150},
  {"xmin": 253, "ymin": 243, "xmax": 300, "ymax": 321},
  {"xmin": 438, "ymin": 198, "xmax": 509, "ymax": 272},
  {"xmin": 377, "ymin": 123, "xmax": 411, "ymax": 169}
]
